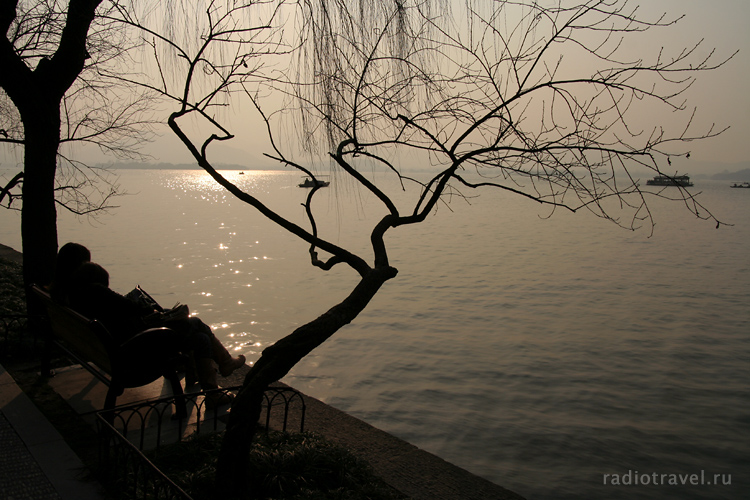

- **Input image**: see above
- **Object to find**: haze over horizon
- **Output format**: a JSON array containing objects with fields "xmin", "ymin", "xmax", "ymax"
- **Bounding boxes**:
[{"xmin": 1, "ymin": 1, "xmax": 748, "ymax": 177}]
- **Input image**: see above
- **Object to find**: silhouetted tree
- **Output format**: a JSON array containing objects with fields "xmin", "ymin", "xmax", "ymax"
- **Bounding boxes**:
[
  {"xmin": 0, "ymin": 0, "xmax": 155, "ymax": 291},
  {"xmin": 149, "ymin": 1, "xmax": 733, "ymax": 497},
  {"xmin": 2, "ymin": 1, "xmax": 734, "ymax": 497}
]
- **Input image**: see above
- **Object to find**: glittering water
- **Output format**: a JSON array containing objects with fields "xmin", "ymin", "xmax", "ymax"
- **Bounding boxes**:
[{"xmin": 1, "ymin": 168, "xmax": 748, "ymax": 499}]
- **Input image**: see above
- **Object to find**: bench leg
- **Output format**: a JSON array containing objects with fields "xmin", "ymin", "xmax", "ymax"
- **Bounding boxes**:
[{"xmin": 103, "ymin": 385, "xmax": 123, "ymax": 424}]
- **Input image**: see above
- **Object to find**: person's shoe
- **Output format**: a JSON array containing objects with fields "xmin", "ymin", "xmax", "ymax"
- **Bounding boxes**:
[{"xmin": 219, "ymin": 354, "xmax": 246, "ymax": 377}]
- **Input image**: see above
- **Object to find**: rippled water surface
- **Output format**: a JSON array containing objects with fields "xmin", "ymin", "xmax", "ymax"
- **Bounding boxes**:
[{"xmin": 1, "ymin": 168, "xmax": 748, "ymax": 499}]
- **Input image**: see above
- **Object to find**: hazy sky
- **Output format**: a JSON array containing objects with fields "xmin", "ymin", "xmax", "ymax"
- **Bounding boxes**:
[
  {"xmin": 137, "ymin": 1, "xmax": 750, "ymax": 173},
  {"xmin": 632, "ymin": 0, "xmax": 750, "ymax": 169},
  {"xmin": 2, "ymin": 1, "xmax": 748, "ymax": 173}
]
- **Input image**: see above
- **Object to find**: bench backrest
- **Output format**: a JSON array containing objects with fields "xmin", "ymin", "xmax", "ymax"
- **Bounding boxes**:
[{"xmin": 30, "ymin": 284, "xmax": 114, "ymax": 374}]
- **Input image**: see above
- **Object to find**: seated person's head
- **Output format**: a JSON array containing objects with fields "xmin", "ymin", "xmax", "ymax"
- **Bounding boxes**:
[
  {"xmin": 55, "ymin": 242, "xmax": 91, "ymax": 281},
  {"xmin": 73, "ymin": 262, "xmax": 110, "ymax": 289},
  {"xmin": 51, "ymin": 242, "xmax": 92, "ymax": 300}
]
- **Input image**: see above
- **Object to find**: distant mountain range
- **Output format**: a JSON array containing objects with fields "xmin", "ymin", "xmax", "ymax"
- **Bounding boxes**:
[{"xmin": 707, "ymin": 168, "xmax": 750, "ymax": 181}]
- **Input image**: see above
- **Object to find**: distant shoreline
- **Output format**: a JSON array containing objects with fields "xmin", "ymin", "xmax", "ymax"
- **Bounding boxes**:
[
  {"xmin": 98, "ymin": 164, "xmax": 750, "ymax": 181},
  {"xmin": 2, "ymin": 161, "xmax": 749, "ymax": 181}
]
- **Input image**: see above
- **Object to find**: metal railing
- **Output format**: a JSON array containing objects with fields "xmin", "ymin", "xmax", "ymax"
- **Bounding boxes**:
[
  {"xmin": 96, "ymin": 385, "xmax": 307, "ymax": 499},
  {"xmin": 97, "ymin": 424, "xmax": 193, "ymax": 500}
]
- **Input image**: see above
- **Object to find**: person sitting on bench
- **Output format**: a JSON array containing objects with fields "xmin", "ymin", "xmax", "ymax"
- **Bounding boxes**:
[{"xmin": 69, "ymin": 261, "xmax": 244, "ymax": 408}]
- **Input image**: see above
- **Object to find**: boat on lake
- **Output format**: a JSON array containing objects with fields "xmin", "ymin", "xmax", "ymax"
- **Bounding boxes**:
[
  {"xmin": 645, "ymin": 174, "xmax": 693, "ymax": 187},
  {"xmin": 730, "ymin": 182, "xmax": 750, "ymax": 188},
  {"xmin": 299, "ymin": 177, "xmax": 330, "ymax": 188}
]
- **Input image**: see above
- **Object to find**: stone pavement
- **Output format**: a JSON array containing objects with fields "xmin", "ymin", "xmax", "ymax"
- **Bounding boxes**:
[
  {"xmin": 0, "ymin": 363, "xmax": 107, "ymax": 500},
  {"xmin": 286, "ymin": 385, "xmax": 527, "ymax": 500}
]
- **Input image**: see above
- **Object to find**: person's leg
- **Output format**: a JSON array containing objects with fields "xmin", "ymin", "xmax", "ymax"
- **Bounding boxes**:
[
  {"xmin": 195, "ymin": 356, "xmax": 234, "ymax": 409},
  {"xmin": 187, "ymin": 317, "xmax": 246, "ymax": 377},
  {"xmin": 211, "ymin": 335, "xmax": 246, "ymax": 377}
]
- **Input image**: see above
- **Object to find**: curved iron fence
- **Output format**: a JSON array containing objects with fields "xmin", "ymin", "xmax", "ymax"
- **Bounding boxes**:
[
  {"xmin": 97, "ymin": 427, "xmax": 192, "ymax": 500},
  {"xmin": 96, "ymin": 385, "xmax": 306, "ymax": 499}
]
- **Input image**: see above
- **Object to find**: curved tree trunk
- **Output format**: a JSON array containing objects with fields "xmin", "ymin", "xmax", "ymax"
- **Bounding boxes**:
[{"xmin": 216, "ymin": 265, "xmax": 398, "ymax": 499}]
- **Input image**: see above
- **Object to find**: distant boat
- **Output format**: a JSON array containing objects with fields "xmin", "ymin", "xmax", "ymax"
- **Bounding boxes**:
[
  {"xmin": 730, "ymin": 182, "xmax": 750, "ymax": 188},
  {"xmin": 239, "ymin": 172, "xmax": 245, "ymax": 175},
  {"xmin": 299, "ymin": 177, "xmax": 330, "ymax": 188},
  {"xmin": 646, "ymin": 174, "xmax": 693, "ymax": 187}
]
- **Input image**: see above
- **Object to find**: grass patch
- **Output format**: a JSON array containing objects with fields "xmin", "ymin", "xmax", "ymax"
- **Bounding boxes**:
[
  {"xmin": 0, "ymin": 257, "xmax": 37, "ymax": 362},
  {"xmin": 0, "ymin": 257, "xmax": 67, "ymax": 367},
  {"xmin": 0, "ymin": 257, "xmax": 25, "ymax": 315},
  {"xmin": 150, "ymin": 431, "xmax": 407, "ymax": 500}
]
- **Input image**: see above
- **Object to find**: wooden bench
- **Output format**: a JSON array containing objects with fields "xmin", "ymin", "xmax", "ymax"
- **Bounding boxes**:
[{"xmin": 31, "ymin": 284, "xmax": 187, "ymax": 418}]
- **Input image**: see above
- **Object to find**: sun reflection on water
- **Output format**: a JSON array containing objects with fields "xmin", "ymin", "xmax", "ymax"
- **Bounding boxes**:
[
  {"xmin": 160, "ymin": 169, "xmax": 280, "ymax": 202},
  {"xmin": 91, "ymin": 169, "xmax": 317, "ymax": 357}
]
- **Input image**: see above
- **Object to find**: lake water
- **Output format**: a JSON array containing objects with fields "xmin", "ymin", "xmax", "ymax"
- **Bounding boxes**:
[{"xmin": 1, "ymin": 168, "xmax": 748, "ymax": 499}]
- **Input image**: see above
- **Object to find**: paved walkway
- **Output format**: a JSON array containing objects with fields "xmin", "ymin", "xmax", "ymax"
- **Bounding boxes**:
[{"xmin": 0, "ymin": 363, "xmax": 107, "ymax": 500}]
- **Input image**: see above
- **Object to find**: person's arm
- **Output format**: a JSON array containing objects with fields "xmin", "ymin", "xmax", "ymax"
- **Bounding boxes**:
[{"xmin": 71, "ymin": 284, "xmax": 150, "ymax": 341}]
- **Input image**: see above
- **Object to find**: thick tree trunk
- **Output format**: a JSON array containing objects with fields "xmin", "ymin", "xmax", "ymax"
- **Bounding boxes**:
[
  {"xmin": 21, "ymin": 108, "xmax": 61, "ymax": 292},
  {"xmin": 0, "ymin": 0, "xmax": 103, "ymax": 306},
  {"xmin": 216, "ymin": 265, "xmax": 398, "ymax": 499}
]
